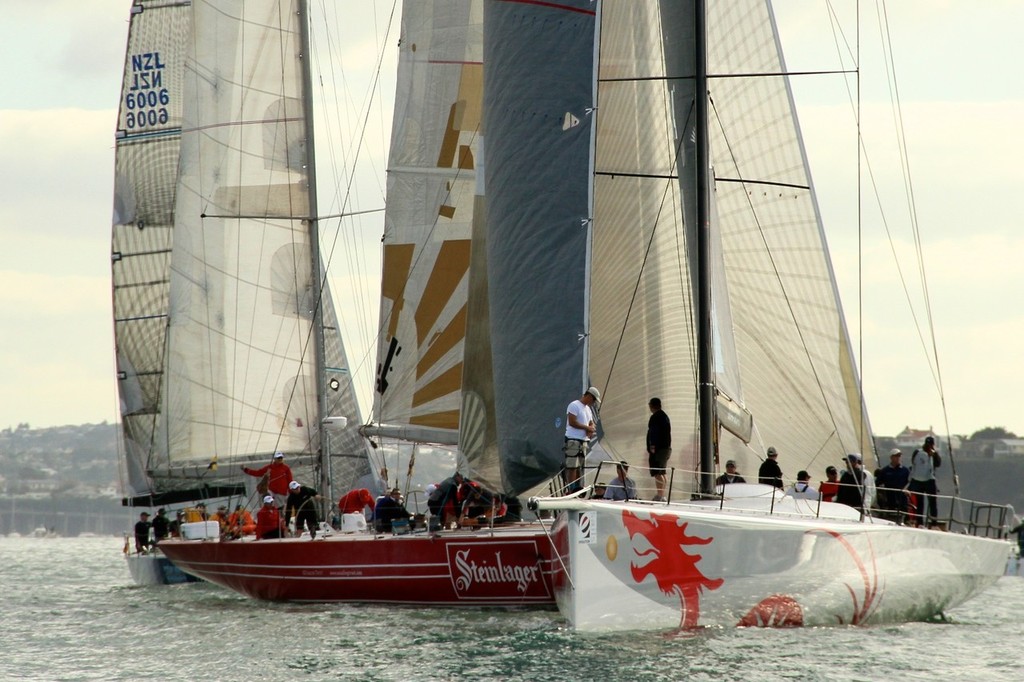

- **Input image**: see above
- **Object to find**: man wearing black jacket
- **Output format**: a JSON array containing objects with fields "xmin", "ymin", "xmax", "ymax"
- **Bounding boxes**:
[{"xmin": 646, "ymin": 397, "xmax": 672, "ymax": 501}]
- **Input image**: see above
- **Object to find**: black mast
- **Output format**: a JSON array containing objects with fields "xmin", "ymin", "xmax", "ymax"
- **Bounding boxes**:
[{"xmin": 694, "ymin": 0, "xmax": 715, "ymax": 496}]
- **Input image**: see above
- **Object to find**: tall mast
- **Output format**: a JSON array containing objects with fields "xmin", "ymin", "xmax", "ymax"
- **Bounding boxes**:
[
  {"xmin": 694, "ymin": 0, "xmax": 715, "ymax": 496},
  {"xmin": 297, "ymin": 0, "xmax": 331, "ymax": 504}
]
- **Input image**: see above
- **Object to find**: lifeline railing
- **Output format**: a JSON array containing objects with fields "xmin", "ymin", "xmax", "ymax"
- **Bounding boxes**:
[{"xmin": 575, "ymin": 460, "xmax": 1013, "ymax": 541}]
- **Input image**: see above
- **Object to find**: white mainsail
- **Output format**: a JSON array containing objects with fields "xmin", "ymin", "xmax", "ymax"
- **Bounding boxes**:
[
  {"xmin": 588, "ymin": 0, "xmax": 869, "ymax": 491},
  {"xmin": 113, "ymin": 0, "xmax": 371, "ymax": 500}
]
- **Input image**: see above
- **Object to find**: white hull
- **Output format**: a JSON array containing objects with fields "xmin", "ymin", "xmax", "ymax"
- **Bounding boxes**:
[
  {"xmin": 534, "ymin": 490, "xmax": 1009, "ymax": 632},
  {"xmin": 125, "ymin": 549, "xmax": 201, "ymax": 586}
]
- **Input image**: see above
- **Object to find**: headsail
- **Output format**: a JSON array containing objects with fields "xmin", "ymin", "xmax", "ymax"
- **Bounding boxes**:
[{"xmin": 370, "ymin": 3, "xmax": 483, "ymax": 454}]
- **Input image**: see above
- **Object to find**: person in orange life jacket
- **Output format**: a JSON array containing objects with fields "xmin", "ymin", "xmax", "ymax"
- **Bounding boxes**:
[
  {"xmin": 226, "ymin": 504, "xmax": 256, "ymax": 538},
  {"xmin": 255, "ymin": 495, "xmax": 285, "ymax": 539},
  {"xmin": 242, "ymin": 451, "xmax": 293, "ymax": 508},
  {"xmin": 818, "ymin": 466, "xmax": 840, "ymax": 502}
]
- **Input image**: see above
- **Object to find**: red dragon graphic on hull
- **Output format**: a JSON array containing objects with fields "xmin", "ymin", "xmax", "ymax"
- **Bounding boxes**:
[
  {"xmin": 622, "ymin": 510, "xmax": 724, "ymax": 630},
  {"xmin": 620, "ymin": 512, "xmax": 881, "ymax": 630}
]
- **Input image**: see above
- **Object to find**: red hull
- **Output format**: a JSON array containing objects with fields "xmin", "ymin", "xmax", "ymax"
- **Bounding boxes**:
[{"xmin": 157, "ymin": 524, "xmax": 557, "ymax": 606}]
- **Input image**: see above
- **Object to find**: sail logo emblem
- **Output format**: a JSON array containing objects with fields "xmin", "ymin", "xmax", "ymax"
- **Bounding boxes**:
[
  {"xmin": 577, "ymin": 512, "xmax": 595, "ymax": 544},
  {"xmin": 446, "ymin": 541, "xmax": 550, "ymax": 600}
]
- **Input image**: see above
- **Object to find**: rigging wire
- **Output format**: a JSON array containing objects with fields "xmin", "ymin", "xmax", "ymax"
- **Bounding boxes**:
[{"xmin": 876, "ymin": 0, "xmax": 959, "ymax": 492}]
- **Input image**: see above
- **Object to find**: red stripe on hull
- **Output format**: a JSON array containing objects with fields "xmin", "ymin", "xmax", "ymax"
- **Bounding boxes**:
[{"xmin": 158, "ymin": 526, "xmax": 557, "ymax": 606}]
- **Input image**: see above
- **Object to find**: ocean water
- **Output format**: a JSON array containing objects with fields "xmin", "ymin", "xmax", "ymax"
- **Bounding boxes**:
[{"xmin": 2, "ymin": 536, "xmax": 1023, "ymax": 682}]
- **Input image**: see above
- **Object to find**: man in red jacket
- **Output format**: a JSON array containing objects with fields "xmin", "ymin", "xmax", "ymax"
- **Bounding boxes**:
[
  {"xmin": 337, "ymin": 488, "xmax": 376, "ymax": 515},
  {"xmin": 255, "ymin": 495, "xmax": 285, "ymax": 539},
  {"xmin": 242, "ymin": 451, "xmax": 293, "ymax": 507}
]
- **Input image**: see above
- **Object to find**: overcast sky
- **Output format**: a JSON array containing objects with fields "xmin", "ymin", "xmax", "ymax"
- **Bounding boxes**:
[{"xmin": 1, "ymin": 1, "xmax": 1021, "ymax": 441}]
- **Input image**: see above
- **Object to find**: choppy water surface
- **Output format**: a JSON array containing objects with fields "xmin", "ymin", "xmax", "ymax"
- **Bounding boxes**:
[{"xmin": 2, "ymin": 536, "xmax": 1022, "ymax": 681}]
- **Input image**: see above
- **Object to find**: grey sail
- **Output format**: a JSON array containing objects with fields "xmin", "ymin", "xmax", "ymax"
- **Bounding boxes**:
[{"xmin": 483, "ymin": 1, "xmax": 597, "ymax": 494}]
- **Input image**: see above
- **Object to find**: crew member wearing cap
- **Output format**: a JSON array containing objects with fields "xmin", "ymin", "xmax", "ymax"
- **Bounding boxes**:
[
  {"xmin": 876, "ymin": 448, "xmax": 911, "ymax": 523},
  {"xmin": 563, "ymin": 387, "xmax": 601, "ymax": 494},
  {"xmin": 242, "ymin": 451, "xmax": 294, "ymax": 508},
  {"xmin": 226, "ymin": 504, "xmax": 256, "ymax": 538},
  {"xmin": 374, "ymin": 488, "xmax": 412, "ymax": 533},
  {"xmin": 716, "ymin": 460, "xmax": 746, "ymax": 486},
  {"xmin": 286, "ymin": 480, "xmax": 322, "ymax": 539},
  {"xmin": 646, "ymin": 397, "xmax": 672, "ymax": 501},
  {"xmin": 255, "ymin": 495, "xmax": 285, "ymax": 539},
  {"xmin": 603, "ymin": 461, "xmax": 637, "ymax": 501},
  {"xmin": 758, "ymin": 446, "xmax": 784, "ymax": 489},
  {"xmin": 151, "ymin": 508, "xmax": 170, "ymax": 543},
  {"xmin": 909, "ymin": 436, "xmax": 941, "ymax": 527},
  {"xmin": 133, "ymin": 511, "xmax": 152, "ymax": 553},
  {"xmin": 338, "ymin": 488, "xmax": 376, "ymax": 516},
  {"xmin": 836, "ymin": 453, "xmax": 874, "ymax": 513},
  {"xmin": 210, "ymin": 505, "xmax": 231, "ymax": 534},
  {"xmin": 786, "ymin": 470, "xmax": 819, "ymax": 500}
]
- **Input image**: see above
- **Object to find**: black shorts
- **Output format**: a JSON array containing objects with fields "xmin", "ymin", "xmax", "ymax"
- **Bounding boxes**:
[{"xmin": 648, "ymin": 448, "xmax": 671, "ymax": 475}]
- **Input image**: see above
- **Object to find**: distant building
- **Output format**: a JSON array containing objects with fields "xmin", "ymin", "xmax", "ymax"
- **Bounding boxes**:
[
  {"xmin": 893, "ymin": 426, "xmax": 961, "ymax": 452},
  {"xmin": 992, "ymin": 439, "xmax": 1024, "ymax": 458}
]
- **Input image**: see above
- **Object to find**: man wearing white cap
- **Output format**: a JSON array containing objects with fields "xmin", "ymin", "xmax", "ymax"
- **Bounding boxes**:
[
  {"xmin": 563, "ymin": 386, "xmax": 601, "ymax": 494},
  {"xmin": 255, "ymin": 495, "xmax": 285, "ymax": 540},
  {"xmin": 286, "ymin": 480, "xmax": 321, "ymax": 539},
  {"xmin": 242, "ymin": 451, "xmax": 294, "ymax": 509},
  {"xmin": 876, "ymin": 448, "xmax": 911, "ymax": 523}
]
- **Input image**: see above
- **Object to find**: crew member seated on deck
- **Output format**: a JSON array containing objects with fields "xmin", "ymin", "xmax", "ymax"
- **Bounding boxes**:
[
  {"xmin": 374, "ymin": 488, "xmax": 412, "ymax": 533},
  {"xmin": 459, "ymin": 482, "xmax": 505, "ymax": 526},
  {"xmin": 603, "ymin": 462, "xmax": 637, "ymax": 501},
  {"xmin": 226, "ymin": 505, "xmax": 256, "ymax": 538}
]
